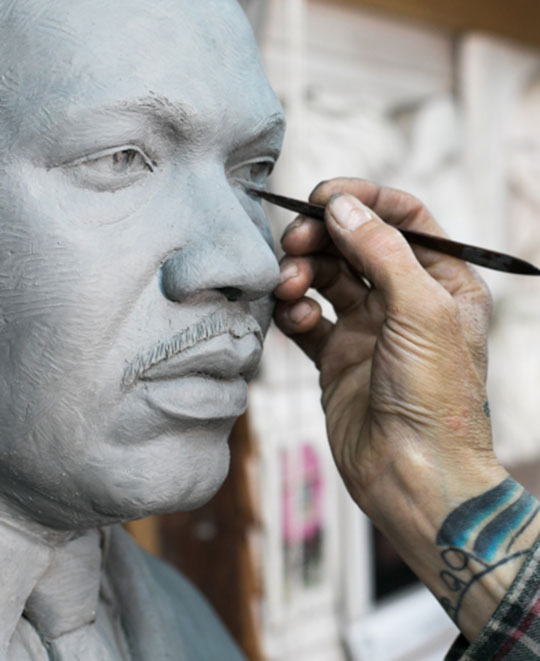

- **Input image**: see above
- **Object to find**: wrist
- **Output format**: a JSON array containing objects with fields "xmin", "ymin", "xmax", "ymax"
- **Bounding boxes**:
[
  {"xmin": 353, "ymin": 453, "xmax": 508, "ymax": 550},
  {"xmin": 360, "ymin": 458, "xmax": 540, "ymax": 642}
]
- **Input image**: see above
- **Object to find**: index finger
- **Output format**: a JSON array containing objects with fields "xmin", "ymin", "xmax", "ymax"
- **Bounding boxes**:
[
  {"xmin": 281, "ymin": 215, "xmax": 331, "ymax": 256},
  {"xmin": 310, "ymin": 178, "xmax": 486, "ymax": 296}
]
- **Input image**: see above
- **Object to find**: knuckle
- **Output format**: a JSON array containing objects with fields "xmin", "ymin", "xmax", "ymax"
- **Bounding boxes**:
[
  {"xmin": 476, "ymin": 282, "xmax": 493, "ymax": 316},
  {"xmin": 425, "ymin": 291, "xmax": 459, "ymax": 324},
  {"xmin": 461, "ymin": 279, "xmax": 493, "ymax": 326},
  {"xmin": 309, "ymin": 179, "xmax": 329, "ymax": 197},
  {"xmin": 362, "ymin": 221, "xmax": 409, "ymax": 262},
  {"xmin": 463, "ymin": 285, "xmax": 493, "ymax": 346},
  {"xmin": 405, "ymin": 193, "xmax": 425, "ymax": 214},
  {"xmin": 387, "ymin": 187, "xmax": 426, "ymax": 220},
  {"xmin": 310, "ymin": 178, "xmax": 342, "ymax": 202},
  {"xmin": 312, "ymin": 256, "xmax": 339, "ymax": 289},
  {"xmin": 354, "ymin": 222, "xmax": 421, "ymax": 289}
]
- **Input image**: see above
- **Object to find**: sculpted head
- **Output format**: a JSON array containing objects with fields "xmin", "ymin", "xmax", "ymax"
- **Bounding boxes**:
[{"xmin": 0, "ymin": 0, "xmax": 284, "ymax": 529}]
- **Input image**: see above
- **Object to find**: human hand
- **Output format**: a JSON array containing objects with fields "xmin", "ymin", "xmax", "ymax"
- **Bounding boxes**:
[
  {"xmin": 274, "ymin": 178, "xmax": 505, "ymax": 523},
  {"xmin": 273, "ymin": 178, "xmax": 540, "ymax": 643}
]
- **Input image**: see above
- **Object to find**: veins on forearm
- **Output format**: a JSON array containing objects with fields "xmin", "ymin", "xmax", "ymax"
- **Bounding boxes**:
[{"xmin": 435, "ymin": 477, "xmax": 539, "ymax": 627}]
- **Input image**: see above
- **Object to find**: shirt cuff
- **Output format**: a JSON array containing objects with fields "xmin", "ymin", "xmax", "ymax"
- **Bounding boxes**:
[{"xmin": 445, "ymin": 532, "xmax": 540, "ymax": 660}]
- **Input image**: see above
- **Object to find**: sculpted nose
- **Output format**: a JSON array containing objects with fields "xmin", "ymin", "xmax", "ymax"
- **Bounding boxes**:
[
  {"xmin": 217, "ymin": 287, "xmax": 243, "ymax": 302},
  {"xmin": 159, "ymin": 207, "xmax": 279, "ymax": 303}
]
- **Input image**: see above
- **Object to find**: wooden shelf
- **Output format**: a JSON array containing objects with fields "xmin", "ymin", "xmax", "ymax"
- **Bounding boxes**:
[{"xmin": 329, "ymin": 0, "xmax": 540, "ymax": 47}]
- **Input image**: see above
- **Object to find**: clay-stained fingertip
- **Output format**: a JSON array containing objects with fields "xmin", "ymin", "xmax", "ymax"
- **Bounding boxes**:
[
  {"xmin": 274, "ymin": 299, "xmax": 319, "ymax": 334},
  {"xmin": 281, "ymin": 215, "xmax": 306, "ymax": 244}
]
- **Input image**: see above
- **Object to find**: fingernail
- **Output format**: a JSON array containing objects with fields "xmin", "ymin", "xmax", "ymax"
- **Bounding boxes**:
[
  {"xmin": 279, "ymin": 262, "xmax": 298, "ymax": 285},
  {"xmin": 329, "ymin": 194, "xmax": 372, "ymax": 231},
  {"xmin": 288, "ymin": 301, "xmax": 313, "ymax": 324}
]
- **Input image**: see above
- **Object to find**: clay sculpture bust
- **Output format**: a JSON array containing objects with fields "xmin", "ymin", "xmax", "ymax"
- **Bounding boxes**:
[{"xmin": 0, "ymin": 0, "xmax": 284, "ymax": 658}]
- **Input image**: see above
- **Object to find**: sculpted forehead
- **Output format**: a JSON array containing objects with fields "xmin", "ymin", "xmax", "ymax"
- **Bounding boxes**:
[{"xmin": 0, "ymin": 0, "xmax": 280, "ymax": 140}]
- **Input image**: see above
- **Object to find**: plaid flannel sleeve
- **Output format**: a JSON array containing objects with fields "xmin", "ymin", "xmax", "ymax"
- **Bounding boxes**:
[{"xmin": 445, "ymin": 533, "xmax": 540, "ymax": 660}]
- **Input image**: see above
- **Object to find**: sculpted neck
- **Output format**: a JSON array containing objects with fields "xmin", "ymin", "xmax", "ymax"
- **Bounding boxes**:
[
  {"xmin": 0, "ymin": 491, "xmax": 87, "ymax": 546},
  {"xmin": 0, "ymin": 501, "xmax": 106, "ymax": 655}
]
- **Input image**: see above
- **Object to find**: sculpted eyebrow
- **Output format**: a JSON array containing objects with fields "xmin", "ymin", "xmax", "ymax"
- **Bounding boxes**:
[
  {"xmin": 74, "ymin": 95, "xmax": 201, "ymax": 147},
  {"xmin": 61, "ymin": 95, "xmax": 198, "ymax": 138},
  {"xmin": 230, "ymin": 113, "xmax": 286, "ymax": 158},
  {"xmin": 126, "ymin": 95, "xmax": 199, "ymax": 139},
  {"xmin": 42, "ymin": 96, "xmax": 200, "ymax": 165},
  {"xmin": 122, "ymin": 102, "xmax": 285, "ymax": 151}
]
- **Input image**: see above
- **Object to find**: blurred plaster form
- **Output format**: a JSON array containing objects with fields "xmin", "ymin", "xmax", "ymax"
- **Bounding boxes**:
[
  {"xmin": 263, "ymin": 0, "xmax": 475, "ymax": 247},
  {"xmin": 474, "ymin": 36, "xmax": 540, "ymax": 465}
]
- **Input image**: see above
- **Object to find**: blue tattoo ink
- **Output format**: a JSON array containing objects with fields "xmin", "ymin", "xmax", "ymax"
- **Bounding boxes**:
[
  {"xmin": 436, "ymin": 479, "xmax": 540, "ymax": 626},
  {"xmin": 506, "ymin": 505, "xmax": 540, "ymax": 553},
  {"xmin": 473, "ymin": 491, "xmax": 537, "ymax": 562},
  {"xmin": 436, "ymin": 478, "xmax": 518, "ymax": 548}
]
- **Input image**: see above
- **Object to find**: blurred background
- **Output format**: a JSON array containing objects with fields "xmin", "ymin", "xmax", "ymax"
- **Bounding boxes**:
[{"xmin": 126, "ymin": 1, "xmax": 540, "ymax": 658}]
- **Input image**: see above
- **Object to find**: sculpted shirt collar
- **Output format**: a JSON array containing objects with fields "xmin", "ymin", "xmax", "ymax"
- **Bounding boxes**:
[{"xmin": 0, "ymin": 518, "xmax": 105, "ymax": 654}]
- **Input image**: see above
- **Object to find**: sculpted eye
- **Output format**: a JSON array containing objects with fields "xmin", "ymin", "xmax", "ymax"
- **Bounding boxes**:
[
  {"xmin": 230, "ymin": 159, "xmax": 275, "ymax": 189},
  {"xmin": 63, "ymin": 146, "xmax": 155, "ymax": 192},
  {"xmin": 79, "ymin": 148, "xmax": 154, "ymax": 175},
  {"xmin": 111, "ymin": 149, "xmax": 153, "ymax": 174}
]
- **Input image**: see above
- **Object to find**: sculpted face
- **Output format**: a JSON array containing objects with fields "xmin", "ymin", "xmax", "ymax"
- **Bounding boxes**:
[{"xmin": 0, "ymin": 0, "xmax": 284, "ymax": 528}]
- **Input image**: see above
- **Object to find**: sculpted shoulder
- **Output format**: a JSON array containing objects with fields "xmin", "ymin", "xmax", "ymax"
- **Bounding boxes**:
[{"xmin": 106, "ymin": 526, "xmax": 245, "ymax": 660}]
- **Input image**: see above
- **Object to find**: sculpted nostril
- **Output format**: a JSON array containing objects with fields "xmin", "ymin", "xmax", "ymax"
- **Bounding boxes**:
[{"xmin": 218, "ymin": 287, "xmax": 242, "ymax": 302}]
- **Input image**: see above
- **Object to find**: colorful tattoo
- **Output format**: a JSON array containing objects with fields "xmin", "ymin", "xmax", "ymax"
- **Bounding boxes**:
[{"xmin": 436, "ymin": 478, "xmax": 539, "ymax": 626}]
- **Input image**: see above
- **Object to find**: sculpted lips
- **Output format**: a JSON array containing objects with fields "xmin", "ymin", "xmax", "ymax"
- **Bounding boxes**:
[
  {"xmin": 122, "ymin": 310, "xmax": 264, "ymax": 421},
  {"xmin": 122, "ymin": 309, "xmax": 264, "ymax": 390},
  {"xmin": 141, "ymin": 334, "xmax": 263, "ymax": 382},
  {"xmin": 139, "ymin": 334, "xmax": 262, "ymax": 421}
]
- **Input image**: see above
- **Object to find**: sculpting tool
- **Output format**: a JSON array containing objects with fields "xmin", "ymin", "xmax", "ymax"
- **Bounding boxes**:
[{"xmin": 254, "ymin": 189, "xmax": 540, "ymax": 276}]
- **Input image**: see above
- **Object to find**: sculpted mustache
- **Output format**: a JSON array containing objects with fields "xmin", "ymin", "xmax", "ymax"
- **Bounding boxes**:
[{"xmin": 121, "ymin": 309, "xmax": 263, "ymax": 390}]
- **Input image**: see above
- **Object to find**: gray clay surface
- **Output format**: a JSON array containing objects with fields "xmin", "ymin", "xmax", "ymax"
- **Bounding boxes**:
[{"xmin": 0, "ymin": 0, "xmax": 284, "ymax": 657}]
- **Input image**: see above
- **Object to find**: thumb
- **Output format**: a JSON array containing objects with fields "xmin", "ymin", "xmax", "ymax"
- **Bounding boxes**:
[{"xmin": 326, "ymin": 193, "xmax": 435, "ymax": 310}]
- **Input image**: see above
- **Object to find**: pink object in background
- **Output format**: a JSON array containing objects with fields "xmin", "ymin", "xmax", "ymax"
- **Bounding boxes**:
[{"xmin": 281, "ymin": 443, "xmax": 324, "ymax": 544}]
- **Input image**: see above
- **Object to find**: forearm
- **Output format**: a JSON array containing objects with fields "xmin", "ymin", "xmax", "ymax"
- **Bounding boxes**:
[{"xmin": 368, "ymin": 460, "xmax": 540, "ymax": 642}]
